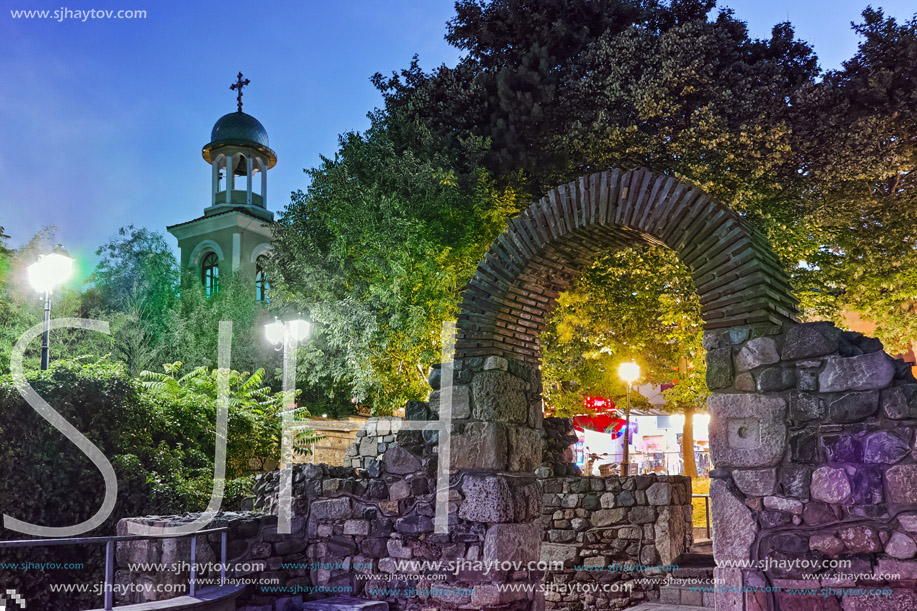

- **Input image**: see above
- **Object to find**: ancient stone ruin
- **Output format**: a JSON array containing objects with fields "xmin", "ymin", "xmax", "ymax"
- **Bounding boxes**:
[{"xmin": 115, "ymin": 169, "xmax": 917, "ymax": 610}]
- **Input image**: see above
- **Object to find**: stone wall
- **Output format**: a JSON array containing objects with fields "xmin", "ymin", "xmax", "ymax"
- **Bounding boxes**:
[
  {"xmin": 539, "ymin": 418, "xmax": 581, "ymax": 478},
  {"xmin": 540, "ymin": 475, "xmax": 692, "ymax": 610},
  {"xmin": 117, "ymin": 469, "xmax": 692, "ymax": 611},
  {"xmin": 343, "ymin": 417, "xmax": 402, "ymax": 470},
  {"xmin": 704, "ymin": 321, "xmax": 917, "ymax": 610},
  {"xmin": 345, "ymin": 415, "xmax": 580, "ymax": 478},
  {"xmin": 120, "ymin": 432, "xmax": 542, "ymax": 611}
]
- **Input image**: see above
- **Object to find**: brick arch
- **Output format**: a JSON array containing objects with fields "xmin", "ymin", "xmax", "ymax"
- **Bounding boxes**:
[{"xmin": 456, "ymin": 168, "xmax": 798, "ymax": 362}]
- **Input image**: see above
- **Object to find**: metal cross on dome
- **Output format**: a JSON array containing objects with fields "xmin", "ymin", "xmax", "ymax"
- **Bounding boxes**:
[{"xmin": 230, "ymin": 72, "xmax": 250, "ymax": 112}]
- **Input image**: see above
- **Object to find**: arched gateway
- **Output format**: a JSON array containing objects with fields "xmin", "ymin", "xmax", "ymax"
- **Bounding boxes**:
[
  {"xmin": 450, "ymin": 168, "xmax": 916, "ymax": 610},
  {"xmin": 446, "ymin": 167, "xmax": 803, "ymax": 610},
  {"xmin": 455, "ymin": 167, "xmax": 797, "ymax": 362}
]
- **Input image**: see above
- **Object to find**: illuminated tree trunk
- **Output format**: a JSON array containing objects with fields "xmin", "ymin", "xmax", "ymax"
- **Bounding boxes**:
[
  {"xmin": 683, "ymin": 402, "xmax": 697, "ymax": 478},
  {"xmin": 679, "ymin": 357, "xmax": 698, "ymax": 478}
]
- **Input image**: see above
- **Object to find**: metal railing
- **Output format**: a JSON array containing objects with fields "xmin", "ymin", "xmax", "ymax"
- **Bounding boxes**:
[
  {"xmin": 693, "ymin": 494, "xmax": 711, "ymax": 538},
  {"xmin": 0, "ymin": 527, "xmax": 228, "ymax": 610}
]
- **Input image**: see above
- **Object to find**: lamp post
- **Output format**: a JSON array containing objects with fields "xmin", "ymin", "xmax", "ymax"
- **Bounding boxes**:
[
  {"xmin": 264, "ymin": 317, "xmax": 311, "ymax": 382},
  {"xmin": 27, "ymin": 248, "xmax": 75, "ymax": 370},
  {"xmin": 265, "ymin": 317, "xmax": 311, "ymax": 470},
  {"xmin": 617, "ymin": 360, "xmax": 641, "ymax": 476}
]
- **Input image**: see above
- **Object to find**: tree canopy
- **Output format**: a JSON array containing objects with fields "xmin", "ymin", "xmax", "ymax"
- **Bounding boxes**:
[{"xmin": 270, "ymin": 1, "xmax": 917, "ymax": 414}]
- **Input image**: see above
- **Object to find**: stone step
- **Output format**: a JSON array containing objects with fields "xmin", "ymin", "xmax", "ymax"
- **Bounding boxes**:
[
  {"xmin": 689, "ymin": 538, "xmax": 712, "ymax": 554},
  {"xmin": 674, "ymin": 551, "xmax": 714, "ymax": 568},
  {"xmin": 658, "ymin": 585, "xmax": 715, "ymax": 608},
  {"xmin": 668, "ymin": 566, "xmax": 714, "ymax": 580},
  {"xmin": 301, "ymin": 598, "xmax": 389, "ymax": 611}
]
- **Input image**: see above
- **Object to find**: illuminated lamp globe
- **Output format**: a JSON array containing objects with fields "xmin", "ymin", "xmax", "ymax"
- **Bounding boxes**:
[
  {"xmin": 618, "ymin": 361, "xmax": 641, "ymax": 385},
  {"xmin": 287, "ymin": 319, "xmax": 311, "ymax": 342},
  {"xmin": 264, "ymin": 318, "xmax": 285, "ymax": 345},
  {"xmin": 28, "ymin": 252, "xmax": 74, "ymax": 294}
]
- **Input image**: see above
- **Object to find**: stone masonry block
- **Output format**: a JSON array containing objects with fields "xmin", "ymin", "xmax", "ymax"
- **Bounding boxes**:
[
  {"xmin": 734, "ymin": 337, "xmax": 780, "ymax": 372},
  {"xmin": 708, "ymin": 393, "xmax": 787, "ymax": 467},
  {"xmin": 819, "ymin": 351, "xmax": 895, "ymax": 392},
  {"xmin": 428, "ymin": 384, "xmax": 472, "ymax": 420},
  {"xmin": 471, "ymin": 370, "xmax": 529, "ymax": 424},
  {"xmin": 450, "ymin": 421, "xmax": 509, "ymax": 470},
  {"xmin": 483, "ymin": 522, "xmax": 542, "ymax": 563}
]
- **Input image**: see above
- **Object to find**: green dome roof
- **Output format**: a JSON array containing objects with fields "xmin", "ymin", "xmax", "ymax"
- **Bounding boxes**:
[
  {"xmin": 209, "ymin": 111, "xmax": 270, "ymax": 147},
  {"xmin": 202, "ymin": 111, "xmax": 277, "ymax": 168}
]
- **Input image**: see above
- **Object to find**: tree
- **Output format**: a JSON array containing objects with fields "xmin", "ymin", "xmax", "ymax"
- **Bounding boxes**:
[
  {"xmin": 161, "ymin": 271, "xmax": 276, "ymax": 377},
  {"xmin": 789, "ymin": 9, "xmax": 917, "ymax": 353},
  {"xmin": 271, "ymin": 124, "xmax": 520, "ymax": 413},
  {"xmin": 274, "ymin": 0, "xmax": 817, "ymax": 418},
  {"xmin": 541, "ymin": 246, "xmax": 706, "ymax": 474},
  {"xmin": 274, "ymin": 1, "xmax": 917, "ymax": 432},
  {"xmin": 90, "ymin": 226, "xmax": 179, "ymax": 375},
  {"xmin": 139, "ymin": 361, "xmax": 293, "ymax": 475}
]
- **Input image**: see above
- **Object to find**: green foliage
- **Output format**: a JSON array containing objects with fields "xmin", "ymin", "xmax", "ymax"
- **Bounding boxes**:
[
  {"xmin": 91, "ymin": 226, "xmax": 178, "ymax": 325},
  {"xmin": 788, "ymin": 9, "xmax": 917, "ymax": 352},
  {"xmin": 0, "ymin": 359, "xmax": 198, "ymax": 609},
  {"xmin": 88, "ymin": 226, "xmax": 179, "ymax": 376},
  {"xmin": 271, "ymin": 123, "xmax": 521, "ymax": 413},
  {"xmin": 162, "ymin": 271, "xmax": 275, "ymax": 375},
  {"xmin": 355, "ymin": 0, "xmax": 917, "ymax": 402},
  {"xmin": 542, "ymin": 247, "xmax": 706, "ymax": 416},
  {"xmin": 139, "ymin": 361, "xmax": 291, "ymax": 475},
  {"xmin": 0, "ymin": 357, "xmax": 292, "ymax": 609},
  {"xmin": 272, "ymin": 0, "xmax": 819, "ymax": 414}
]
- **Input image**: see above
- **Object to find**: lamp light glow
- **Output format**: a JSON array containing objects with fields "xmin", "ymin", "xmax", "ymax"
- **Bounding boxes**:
[
  {"xmin": 618, "ymin": 361, "xmax": 641, "ymax": 384},
  {"xmin": 264, "ymin": 318, "xmax": 285, "ymax": 345},
  {"xmin": 28, "ymin": 252, "xmax": 74, "ymax": 294},
  {"xmin": 287, "ymin": 319, "xmax": 311, "ymax": 342}
]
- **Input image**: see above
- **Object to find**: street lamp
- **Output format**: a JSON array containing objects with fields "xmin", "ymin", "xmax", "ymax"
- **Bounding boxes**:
[
  {"xmin": 265, "ymin": 316, "xmax": 311, "ymax": 382},
  {"xmin": 265, "ymin": 316, "xmax": 311, "ymax": 475},
  {"xmin": 27, "ymin": 248, "xmax": 75, "ymax": 370},
  {"xmin": 617, "ymin": 360, "xmax": 641, "ymax": 476}
]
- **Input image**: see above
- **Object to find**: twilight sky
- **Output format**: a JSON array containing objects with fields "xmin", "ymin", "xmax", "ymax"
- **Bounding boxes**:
[{"xmin": 1, "ymin": 0, "xmax": 915, "ymax": 274}]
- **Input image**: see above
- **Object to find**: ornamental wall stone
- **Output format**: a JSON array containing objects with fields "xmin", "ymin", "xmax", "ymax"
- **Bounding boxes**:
[{"xmin": 702, "ymin": 320, "xmax": 917, "ymax": 610}]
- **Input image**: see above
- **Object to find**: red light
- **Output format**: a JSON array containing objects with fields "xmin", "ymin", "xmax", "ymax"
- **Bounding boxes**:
[{"xmin": 584, "ymin": 395, "xmax": 616, "ymax": 414}]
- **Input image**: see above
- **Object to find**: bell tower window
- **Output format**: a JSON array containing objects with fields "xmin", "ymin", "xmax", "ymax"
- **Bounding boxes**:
[
  {"xmin": 255, "ymin": 257, "xmax": 270, "ymax": 303},
  {"xmin": 202, "ymin": 252, "xmax": 220, "ymax": 297}
]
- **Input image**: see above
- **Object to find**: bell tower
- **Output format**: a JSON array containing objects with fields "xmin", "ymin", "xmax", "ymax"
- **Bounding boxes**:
[
  {"xmin": 202, "ymin": 72, "xmax": 276, "ymax": 220},
  {"xmin": 167, "ymin": 73, "xmax": 276, "ymax": 298}
]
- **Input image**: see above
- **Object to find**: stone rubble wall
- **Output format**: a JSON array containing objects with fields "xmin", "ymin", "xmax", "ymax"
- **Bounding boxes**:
[
  {"xmin": 343, "ymin": 417, "xmax": 402, "ymax": 470},
  {"xmin": 539, "ymin": 475, "xmax": 693, "ymax": 610},
  {"xmin": 119, "ymin": 436, "xmax": 542, "ymax": 611},
  {"xmin": 704, "ymin": 321, "xmax": 917, "ymax": 610},
  {"xmin": 539, "ymin": 417, "xmax": 581, "ymax": 478},
  {"xmin": 115, "ymin": 355, "xmax": 692, "ymax": 611},
  {"xmin": 344, "ymin": 414, "xmax": 580, "ymax": 478},
  {"xmin": 117, "ymin": 469, "xmax": 692, "ymax": 611}
]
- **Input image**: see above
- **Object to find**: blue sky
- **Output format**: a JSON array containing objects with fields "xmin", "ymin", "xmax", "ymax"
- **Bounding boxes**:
[{"xmin": 1, "ymin": 0, "xmax": 915, "ymax": 273}]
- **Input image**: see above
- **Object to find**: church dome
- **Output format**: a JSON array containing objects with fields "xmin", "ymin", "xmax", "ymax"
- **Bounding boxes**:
[
  {"xmin": 203, "ymin": 111, "xmax": 277, "ymax": 168},
  {"xmin": 210, "ymin": 111, "xmax": 270, "ymax": 147}
]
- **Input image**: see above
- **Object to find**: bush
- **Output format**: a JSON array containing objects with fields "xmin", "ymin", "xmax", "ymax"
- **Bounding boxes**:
[{"xmin": 0, "ymin": 358, "xmax": 277, "ymax": 609}]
